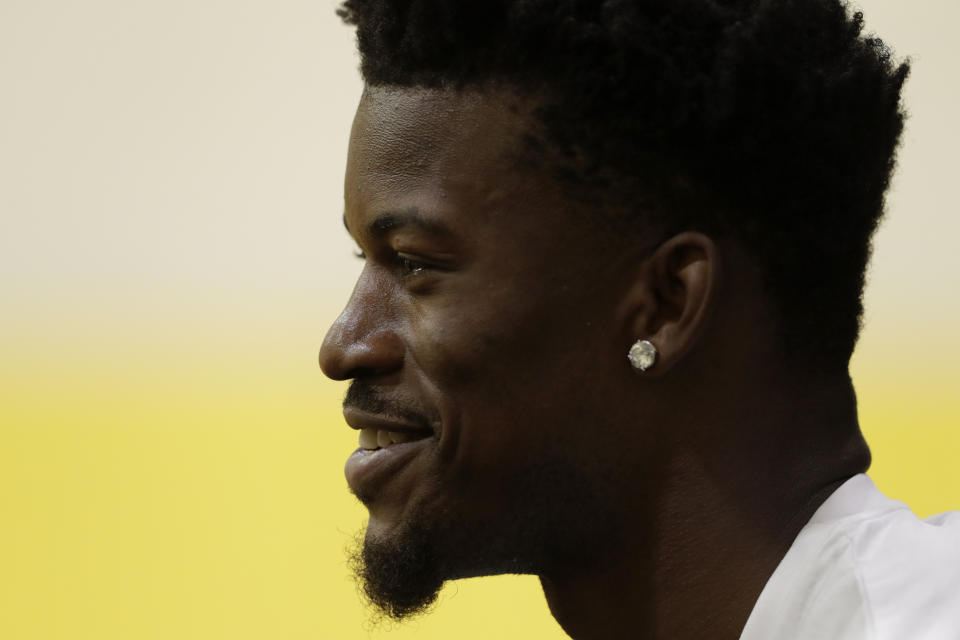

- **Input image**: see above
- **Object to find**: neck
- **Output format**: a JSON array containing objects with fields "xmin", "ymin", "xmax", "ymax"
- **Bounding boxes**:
[{"xmin": 540, "ymin": 374, "xmax": 869, "ymax": 640}]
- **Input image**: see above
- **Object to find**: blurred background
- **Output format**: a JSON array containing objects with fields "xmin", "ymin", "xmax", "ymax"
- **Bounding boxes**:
[{"xmin": 0, "ymin": 1, "xmax": 957, "ymax": 638}]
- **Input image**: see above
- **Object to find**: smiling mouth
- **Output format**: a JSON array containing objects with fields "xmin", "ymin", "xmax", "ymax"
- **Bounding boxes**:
[{"xmin": 343, "ymin": 407, "xmax": 435, "ymax": 498}]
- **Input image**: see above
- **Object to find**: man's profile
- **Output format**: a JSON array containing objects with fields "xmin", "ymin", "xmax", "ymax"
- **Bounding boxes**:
[{"xmin": 318, "ymin": 0, "xmax": 960, "ymax": 637}]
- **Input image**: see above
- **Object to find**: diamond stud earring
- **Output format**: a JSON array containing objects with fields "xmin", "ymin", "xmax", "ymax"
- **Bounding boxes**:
[{"xmin": 628, "ymin": 339, "xmax": 658, "ymax": 371}]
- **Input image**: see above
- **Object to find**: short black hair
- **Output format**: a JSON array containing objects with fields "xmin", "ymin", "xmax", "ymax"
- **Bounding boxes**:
[{"xmin": 337, "ymin": 0, "xmax": 909, "ymax": 372}]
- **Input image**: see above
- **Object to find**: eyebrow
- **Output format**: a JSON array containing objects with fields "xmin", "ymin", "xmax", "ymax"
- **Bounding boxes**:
[{"xmin": 343, "ymin": 209, "xmax": 453, "ymax": 239}]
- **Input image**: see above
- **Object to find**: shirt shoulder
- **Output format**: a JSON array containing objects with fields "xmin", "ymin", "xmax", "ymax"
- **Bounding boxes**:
[{"xmin": 740, "ymin": 475, "xmax": 960, "ymax": 640}]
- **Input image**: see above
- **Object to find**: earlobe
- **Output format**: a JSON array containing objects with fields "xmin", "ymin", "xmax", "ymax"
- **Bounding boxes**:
[{"xmin": 621, "ymin": 232, "xmax": 720, "ymax": 375}]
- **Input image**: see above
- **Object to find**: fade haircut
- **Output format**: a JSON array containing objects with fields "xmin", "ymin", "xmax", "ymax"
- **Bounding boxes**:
[{"xmin": 338, "ymin": 0, "xmax": 909, "ymax": 372}]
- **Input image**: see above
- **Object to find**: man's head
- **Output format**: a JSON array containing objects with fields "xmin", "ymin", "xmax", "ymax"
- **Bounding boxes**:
[{"xmin": 320, "ymin": 0, "xmax": 907, "ymax": 622}]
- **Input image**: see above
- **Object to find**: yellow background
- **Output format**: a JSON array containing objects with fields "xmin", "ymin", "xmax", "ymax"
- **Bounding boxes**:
[{"xmin": 1, "ymin": 1, "xmax": 957, "ymax": 638}]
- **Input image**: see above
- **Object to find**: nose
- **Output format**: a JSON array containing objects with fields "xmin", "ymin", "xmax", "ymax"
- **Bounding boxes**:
[{"xmin": 318, "ymin": 272, "xmax": 404, "ymax": 381}]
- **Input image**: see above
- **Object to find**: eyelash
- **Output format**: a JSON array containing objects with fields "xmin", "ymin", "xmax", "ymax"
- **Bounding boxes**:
[{"xmin": 353, "ymin": 249, "xmax": 429, "ymax": 278}]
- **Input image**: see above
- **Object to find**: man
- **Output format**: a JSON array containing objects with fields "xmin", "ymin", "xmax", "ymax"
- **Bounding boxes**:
[{"xmin": 318, "ymin": 0, "xmax": 960, "ymax": 638}]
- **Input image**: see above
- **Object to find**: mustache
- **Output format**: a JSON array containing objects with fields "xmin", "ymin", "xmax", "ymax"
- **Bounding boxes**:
[{"xmin": 344, "ymin": 381, "xmax": 434, "ymax": 429}]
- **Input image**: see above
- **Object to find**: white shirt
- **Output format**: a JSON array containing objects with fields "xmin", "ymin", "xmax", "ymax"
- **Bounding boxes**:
[{"xmin": 740, "ymin": 474, "xmax": 960, "ymax": 640}]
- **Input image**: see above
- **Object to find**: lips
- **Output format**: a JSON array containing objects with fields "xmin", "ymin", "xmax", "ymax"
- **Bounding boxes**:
[{"xmin": 342, "ymin": 407, "xmax": 434, "ymax": 499}]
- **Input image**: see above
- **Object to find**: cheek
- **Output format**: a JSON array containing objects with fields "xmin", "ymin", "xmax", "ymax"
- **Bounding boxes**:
[
  {"xmin": 409, "ymin": 301, "xmax": 554, "ymax": 395},
  {"xmin": 411, "ymin": 302, "xmax": 604, "ymax": 457}
]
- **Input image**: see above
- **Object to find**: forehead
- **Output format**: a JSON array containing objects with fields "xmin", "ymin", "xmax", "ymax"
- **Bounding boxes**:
[
  {"xmin": 344, "ymin": 86, "xmax": 549, "ymax": 227},
  {"xmin": 348, "ymin": 85, "xmax": 533, "ymax": 182}
]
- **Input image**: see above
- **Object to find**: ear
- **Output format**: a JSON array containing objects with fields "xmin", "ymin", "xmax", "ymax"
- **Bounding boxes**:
[{"xmin": 617, "ymin": 232, "xmax": 721, "ymax": 376}]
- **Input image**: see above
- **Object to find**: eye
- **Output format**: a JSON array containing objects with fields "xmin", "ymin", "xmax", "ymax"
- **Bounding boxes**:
[{"xmin": 397, "ymin": 253, "xmax": 428, "ymax": 277}]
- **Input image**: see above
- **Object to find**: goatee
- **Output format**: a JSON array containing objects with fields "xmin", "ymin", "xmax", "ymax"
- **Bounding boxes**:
[{"xmin": 347, "ymin": 523, "xmax": 445, "ymax": 623}]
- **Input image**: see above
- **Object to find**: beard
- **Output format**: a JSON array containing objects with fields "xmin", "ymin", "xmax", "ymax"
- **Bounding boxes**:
[
  {"xmin": 347, "ymin": 519, "xmax": 444, "ymax": 622},
  {"xmin": 347, "ymin": 459, "xmax": 627, "ymax": 623}
]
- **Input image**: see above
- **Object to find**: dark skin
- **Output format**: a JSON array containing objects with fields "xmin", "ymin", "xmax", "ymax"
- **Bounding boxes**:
[{"xmin": 319, "ymin": 85, "xmax": 871, "ymax": 639}]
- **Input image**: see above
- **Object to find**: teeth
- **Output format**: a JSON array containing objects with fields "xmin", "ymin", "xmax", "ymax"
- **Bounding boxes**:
[
  {"xmin": 359, "ymin": 428, "xmax": 378, "ymax": 450},
  {"xmin": 357, "ymin": 428, "xmax": 426, "ymax": 450}
]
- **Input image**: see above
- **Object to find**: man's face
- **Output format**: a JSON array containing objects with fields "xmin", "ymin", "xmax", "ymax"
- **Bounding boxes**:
[{"xmin": 320, "ymin": 86, "xmax": 657, "ymax": 618}]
